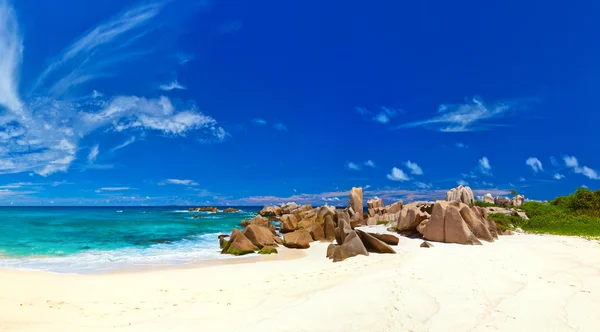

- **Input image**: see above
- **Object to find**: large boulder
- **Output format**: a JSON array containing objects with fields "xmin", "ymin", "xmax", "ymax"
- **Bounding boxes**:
[
  {"xmin": 512, "ymin": 195, "xmax": 525, "ymax": 207},
  {"xmin": 483, "ymin": 193, "xmax": 494, "ymax": 204},
  {"xmin": 258, "ymin": 205, "xmax": 282, "ymax": 217},
  {"xmin": 444, "ymin": 205, "xmax": 482, "ymax": 245},
  {"xmin": 367, "ymin": 198, "xmax": 384, "ymax": 209},
  {"xmin": 397, "ymin": 207, "xmax": 428, "ymax": 231},
  {"xmin": 335, "ymin": 218, "xmax": 352, "ymax": 245},
  {"xmin": 223, "ymin": 208, "xmax": 240, "ymax": 213},
  {"xmin": 218, "ymin": 234, "xmax": 229, "ymax": 249},
  {"xmin": 283, "ymin": 229, "xmax": 313, "ymax": 249},
  {"xmin": 308, "ymin": 222, "xmax": 325, "ymax": 241},
  {"xmin": 445, "ymin": 185, "xmax": 475, "ymax": 206},
  {"xmin": 418, "ymin": 201, "xmax": 446, "ymax": 242},
  {"xmin": 458, "ymin": 204, "xmax": 494, "ymax": 242},
  {"xmin": 324, "ymin": 215, "xmax": 336, "ymax": 241},
  {"xmin": 243, "ymin": 224, "xmax": 279, "ymax": 248},
  {"xmin": 472, "ymin": 206, "xmax": 498, "ymax": 239},
  {"xmin": 280, "ymin": 214, "xmax": 298, "ymax": 233},
  {"xmin": 494, "ymin": 196, "xmax": 511, "ymax": 207},
  {"xmin": 348, "ymin": 187, "xmax": 364, "ymax": 219},
  {"xmin": 241, "ymin": 215, "xmax": 271, "ymax": 229},
  {"xmin": 331, "ymin": 231, "xmax": 369, "ymax": 262},
  {"xmin": 357, "ymin": 230, "xmax": 396, "ymax": 254},
  {"xmin": 221, "ymin": 228, "xmax": 258, "ymax": 255},
  {"xmin": 385, "ymin": 201, "xmax": 403, "ymax": 214},
  {"xmin": 280, "ymin": 202, "xmax": 299, "ymax": 215},
  {"xmin": 370, "ymin": 233, "xmax": 400, "ymax": 246}
]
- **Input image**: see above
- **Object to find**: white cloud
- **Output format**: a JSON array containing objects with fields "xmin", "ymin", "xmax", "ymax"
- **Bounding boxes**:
[
  {"xmin": 478, "ymin": 157, "xmax": 492, "ymax": 175},
  {"xmin": 163, "ymin": 179, "xmax": 199, "ymax": 186},
  {"xmin": 455, "ymin": 142, "xmax": 468, "ymax": 148},
  {"xmin": 0, "ymin": 1, "xmax": 227, "ymax": 177},
  {"xmin": 414, "ymin": 182, "xmax": 432, "ymax": 189},
  {"xmin": 252, "ymin": 118, "xmax": 267, "ymax": 125},
  {"xmin": 88, "ymin": 144, "xmax": 99, "ymax": 163},
  {"xmin": 346, "ymin": 162, "xmax": 361, "ymax": 171},
  {"xmin": 396, "ymin": 97, "xmax": 517, "ymax": 132},
  {"xmin": 110, "ymin": 136, "xmax": 136, "ymax": 152},
  {"xmin": 554, "ymin": 173, "xmax": 565, "ymax": 180},
  {"xmin": 34, "ymin": 1, "xmax": 164, "ymax": 93},
  {"xmin": 159, "ymin": 80, "xmax": 185, "ymax": 91},
  {"xmin": 358, "ymin": 106, "xmax": 400, "ymax": 124},
  {"xmin": 457, "ymin": 180, "xmax": 469, "ymax": 186},
  {"xmin": 550, "ymin": 156, "xmax": 559, "ymax": 167},
  {"xmin": 525, "ymin": 157, "xmax": 543, "ymax": 173},
  {"xmin": 274, "ymin": 123, "xmax": 288, "ymax": 131},
  {"xmin": 519, "ymin": 177, "xmax": 526, "ymax": 182},
  {"xmin": 364, "ymin": 160, "xmax": 376, "ymax": 168},
  {"xmin": 387, "ymin": 167, "xmax": 411, "ymax": 182},
  {"xmin": 96, "ymin": 187, "xmax": 131, "ymax": 192},
  {"xmin": 563, "ymin": 155, "xmax": 600, "ymax": 180},
  {"xmin": 404, "ymin": 160, "xmax": 423, "ymax": 175}
]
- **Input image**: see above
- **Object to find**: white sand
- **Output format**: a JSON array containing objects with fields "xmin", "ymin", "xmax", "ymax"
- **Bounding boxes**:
[{"xmin": 1, "ymin": 233, "xmax": 599, "ymax": 332}]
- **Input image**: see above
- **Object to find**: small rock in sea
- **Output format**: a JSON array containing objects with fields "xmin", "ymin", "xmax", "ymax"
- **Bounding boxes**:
[
  {"xmin": 420, "ymin": 241, "xmax": 434, "ymax": 248},
  {"xmin": 193, "ymin": 215, "xmax": 199, "ymax": 219}
]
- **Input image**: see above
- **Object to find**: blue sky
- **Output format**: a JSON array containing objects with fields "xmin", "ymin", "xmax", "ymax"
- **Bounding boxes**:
[{"xmin": 0, "ymin": 0, "xmax": 598, "ymax": 205}]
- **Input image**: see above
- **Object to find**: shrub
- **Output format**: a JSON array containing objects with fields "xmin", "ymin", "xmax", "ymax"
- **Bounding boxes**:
[{"xmin": 487, "ymin": 214, "xmax": 520, "ymax": 233}]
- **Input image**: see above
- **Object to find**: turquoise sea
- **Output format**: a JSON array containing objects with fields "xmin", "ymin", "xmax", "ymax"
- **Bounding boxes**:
[{"xmin": 0, "ymin": 207, "xmax": 260, "ymax": 274}]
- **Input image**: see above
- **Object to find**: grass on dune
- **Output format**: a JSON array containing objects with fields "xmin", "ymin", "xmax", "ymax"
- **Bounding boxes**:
[{"xmin": 487, "ymin": 187, "xmax": 600, "ymax": 239}]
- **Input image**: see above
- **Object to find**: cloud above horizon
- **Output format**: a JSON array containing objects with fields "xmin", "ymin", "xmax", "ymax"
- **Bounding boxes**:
[
  {"xmin": 526, "ymin": 157, "xmax": 543, "ymax": 173},
  {"xmin": 0, "ymin": 0, "xmax": 226, "ymax": 177},
  {"xmin": 395, "ymin": 97, "xmax": 518, "ymax": 132},
  {"xmin": 387, "ymin": 167, "xmax": 411, "ymax": 182},
  {"xmin": 405, "ymin": 161, "xmax": 423, "ymax": 175},
  {"xmin": 564, "ymin": 155, "xmax": 600, "ymax": 180},
  {"xmin": 356, "ymin": 106, "xmax": 401, "ymax": 124},
  {"xmin": 159, "ymin": 80, "xmax": 186, "ymax": 91},
  {"xmin": 478, "ymin": 156, "xmax": 492, "ymax": 175}
]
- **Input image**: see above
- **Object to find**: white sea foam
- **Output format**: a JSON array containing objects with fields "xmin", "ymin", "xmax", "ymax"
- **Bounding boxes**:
[{"xmin": 0, "ymin": 233, "xmax": 244, "ymax": 274}]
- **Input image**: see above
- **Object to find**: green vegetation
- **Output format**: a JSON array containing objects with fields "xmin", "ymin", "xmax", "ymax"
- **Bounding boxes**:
[
  {"xmin": 376, "ymin": 221, "xmax": 388, "ymax": 225},
  {"xmin": 487, "ymin": 187, "xmax": 600, "ymax": 238},
  {"xmin": 258, "ymin": 247, "xmax": 278, "ymax": 255},
  {"xmin": 487, "ymin": 213, "xmax": 522, "ymax": 233},
  {"xmin": 474, "ymin": 201, "xmax": 498, "ymax": 208},
  {"xmin": 225, "ymin": 247, "xmax": 256, "ymax": 255},
  {"xmin": 509, "ymin": 189, "xmax": 519, "ymax": 197}
]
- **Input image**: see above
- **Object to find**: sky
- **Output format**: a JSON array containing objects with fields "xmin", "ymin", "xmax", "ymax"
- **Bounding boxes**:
[{"xmin": 0, "ymin": 0, "xmax": 599, "ymax": 206}]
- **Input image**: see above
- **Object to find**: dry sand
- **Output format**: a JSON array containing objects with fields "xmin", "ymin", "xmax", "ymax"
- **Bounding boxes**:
[{"xmin": 1, "ymin": 231, "xmax": 599, "ymax": 332}]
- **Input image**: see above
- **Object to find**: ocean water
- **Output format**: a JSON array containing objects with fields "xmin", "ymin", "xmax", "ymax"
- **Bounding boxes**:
[{"xmin": 0, "ymin": 206, "xmax": 259, "ymax": 274}]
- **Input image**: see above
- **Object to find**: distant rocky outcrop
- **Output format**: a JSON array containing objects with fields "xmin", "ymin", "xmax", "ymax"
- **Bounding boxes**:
[
  {"xmin": 512, "ymin": 195, "xmax": 525, "ymax": 207},
  {"xmin": 223, "ymin": 208, "xmax": 240, "ymax": 213},
  {"xmin": 494, "ymin": 196, "xmax": 512, "ymax": 207},
  {"xmin": 193, "ymin": 207, "xmax": 218, "ymax": 213},
  {"xmin": 484, "ymin": 193, "xmax": 494, "ymax": 204},
  {"xmin": 445, "ymin": 185, "xmax": 475, "ymax": 206},
  {"xmin": 365, "ymin": 199, "xmax": 403, "ymax": 226}
]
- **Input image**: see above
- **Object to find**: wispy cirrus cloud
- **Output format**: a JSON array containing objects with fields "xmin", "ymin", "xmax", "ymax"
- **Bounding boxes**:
[
  {"xmin": 526, "ymin": 157, "xmax": 543, "ymax": 173},
  {"xmin": 563, "ymin": 155, "xmax": 600, "ymax": 180},
  {"xmin": 554, "ymin": 173, "xmax": 565, "ymax": 180},
  {"xmin": 110, "ymin": 136, "xmax": 136, "ymax": 152},
  {"xmin": 395, "ymin": 97, "xmax": 518, "ymax": 132},
  {"xmin": 405, "ymin": 161, "xmax": 423, "ymax": 175},
  {"xmin": 0, "ymin": 0, "xmax": 227, "ymax": 177},
  {"xmin": 346, "ymin": 162, "xmax": 361, "ymax": 171},
  {"xmin": 356, "ymin": 106, "xmax": 401, "ymax": 124},
  {"xmin": 159, "ymin": 80, "xmax": 185, "ymax": 91},
  {"xmin": 364, "ymin": 160, "xmax": 376, "ymax": 168},
  {"xmin": 455, "ymin": 142, "xmax": 468, "ymax": 148},
  {"xmin": 252, "ymin": 118, "xmax": 267, "ymax": 125},
  {"xmin": 95, "ymin": 187, "xmax": 132, "ymax": 193},
  {"xmin": 160, "ymin": 179, "xmax": 199, "ymax": 186},
  {"xmin": 88, "ymin": 144, "xmax": 100, "ymax": 163}
]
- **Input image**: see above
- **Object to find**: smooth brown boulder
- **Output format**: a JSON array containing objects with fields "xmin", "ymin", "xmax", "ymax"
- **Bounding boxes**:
[
  {"xmin": 280, "ymin": 214, "xmax": 298, "ymax": 233},
  {"xmin": 221, "ymin": 228, "xmax": 258, "ymax": 255},
  {"xmin": 502, "ymin": 230, "xmax": 514, "ymax": 236},
  {"xmin": 348, "ymin": 187, "xmax": 364, "ymax": 218},
  {"xmin": 334, "ymin": 210, "xmax": 351, "ymax": 224},
  {"xmin": 357, "ymin": 230, "xmax": 396, "ymax": 254},
  {"xmin": 459, "ymin": 204, "xmax": 494, "ymax": 242},
  {"xmin": 258, "ymin": 205, "xmax": 282, "ymax": 217},
  {"xmin": 445, "ymin": 185, "xmax": 475, "ymax": 206},
  {"xmin": 335, "ymin": 218, "xmax": 352, "ymax": 245},
  {"xmin": 243, "ymin": 224, "xmax": 278, "ymax": 249},
  {"xmin": 326, "ymin": 244, "xmax": 336, "ymax": 259},
  {"xmin": 223, "ymin": 208, "xmax": 240, "ymax": 213},
  {"xmin": 332, "ymin": 231, "xmax": 369, "ymax": 262},
  {"xmin": 397, "ymin": 208, "xmax": 428, "ymax": 231},
  {"xmin": 444, "ymin": 205, "xmax": 482, "ymax": 245},
  {"xmin": 367, "ymin": 198, "xmax": 384, "ymax": 209},
  {"xmin": 283, "ymin": 229, "xmax": 312, "ymax": 249},
  {"xmin": 421, "ymin": 241, "xmax": 434, "ymax": 248},
  {"xmin": 241, "ymin": 215, "xmax": 271, "ymax": 229},
  {"xmin": 386, "ymin": 201, "xmax": 403, "ymax": 214},
  {"xmin": 370, "ymin": 233, "xmax": 399, "ymax": 246},
  {"xmin": 419, "ymin": 201, "xmax": 446, "ymax": 242},
  {"xmin": 308, "ymin": 222, "xmax": 325, "ymax": 241},
  {"xmin": 324, "ymin": 215, "xmax": 336, "ymax": 241}
]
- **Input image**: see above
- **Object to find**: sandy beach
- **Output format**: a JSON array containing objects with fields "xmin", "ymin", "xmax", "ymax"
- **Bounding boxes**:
[{"xmin": 1, "ymin": 232, "xmax": 599, "ymax": 332}]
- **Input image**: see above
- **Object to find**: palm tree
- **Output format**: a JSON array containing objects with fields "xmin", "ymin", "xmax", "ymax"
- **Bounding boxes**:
[{"xmin": 509, "ymin": 189, "xmax": 519, "ymax": 197}]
